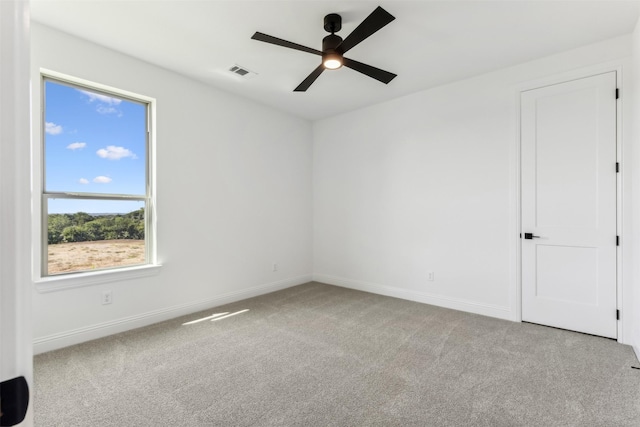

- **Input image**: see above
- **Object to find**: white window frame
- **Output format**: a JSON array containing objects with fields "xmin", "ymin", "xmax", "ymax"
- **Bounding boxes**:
[{"xmin": 35, "ymin": 70, "xmax": 160, "ymax": 292}]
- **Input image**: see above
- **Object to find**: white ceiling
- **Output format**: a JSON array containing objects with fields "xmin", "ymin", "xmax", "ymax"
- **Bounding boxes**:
[{"xmin": 31, "ymin": 1, "xmax": 640, "ymax": 120}]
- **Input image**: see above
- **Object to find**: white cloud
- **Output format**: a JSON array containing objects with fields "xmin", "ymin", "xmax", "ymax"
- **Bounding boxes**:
[
  {"xmin": 96, "ymin": 105, "xmax": 119, "ymax": 115},
  {"xmin": 93, "ymin": 176, "xmax": 112, "ymax": 184},
  {"xmin": 78, "ymin": 89, "xmax": 123, "ymax": 115},
  {"xmin": 78, "ymin": 90, "xmax": 122, "ymax": 106},
  {"xmin": 67, "ymin": 142, "xmax": 86, "ymax": 150},
  {"xmin": 96, "ymin": 145, "xmax": 137, "ymax": 160},
  {"xmin": 45, "ymin": 122, "xmax": 63, "ymax": 135},
  {"xmin": 79, "ymin": 178, "xmax": 89, "ymax": 184}
]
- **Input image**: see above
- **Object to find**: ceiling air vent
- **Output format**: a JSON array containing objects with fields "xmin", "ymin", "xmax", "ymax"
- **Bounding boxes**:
[{"xmin": 228, "ymin": 65, "xmax": 257, "ymax": 79}]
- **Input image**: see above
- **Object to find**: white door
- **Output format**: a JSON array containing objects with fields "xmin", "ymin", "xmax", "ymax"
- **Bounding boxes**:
[{"xmin": 521, "ymin": 72, "xmax": 617, "ymax": 339}]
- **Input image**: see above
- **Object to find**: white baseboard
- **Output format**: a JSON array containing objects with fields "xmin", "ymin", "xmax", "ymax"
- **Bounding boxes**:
[
  {"xmin": 633, "ymin": 345, "xmax": 640, "ymax": 364},
  {"xmin": 34, "ymin": 274, "xmax": 312, "ymax": 354},
  {"xmin": 313, "ymin": 273, "xmax": 512, "ymax": 321}
]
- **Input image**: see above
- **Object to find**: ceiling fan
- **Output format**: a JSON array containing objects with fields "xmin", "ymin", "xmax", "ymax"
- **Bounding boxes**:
[{"xmin": 251, "ymin": 6, "xmax": 397, "ymax": 92}]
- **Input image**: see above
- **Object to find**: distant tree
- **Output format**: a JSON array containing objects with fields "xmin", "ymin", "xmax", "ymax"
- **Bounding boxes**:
[
  {"xmin": 125, "ymin": 208, "xmax": 144, "ymax": 221},
  {"xmin": 81, "ymin": 221, "xmax": 105, "ymax": 241},
  {"xmin": 61, "ymin": 225, "xmax": 89, "ymax": 243},
  {"xmin": 48, "ymin": 214, "xmax": 72, "ymax": 244},
  {"xmin": 73, "ymin": 212, "xmax": 94, "ymax": 225},
  {"xmin": 48, "ymin": 209, "xmax": 145, "ymax": 244}
]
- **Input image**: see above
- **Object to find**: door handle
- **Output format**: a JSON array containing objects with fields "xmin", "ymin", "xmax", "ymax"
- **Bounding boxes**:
[{"xmin": 524, "ymin": 233, "xmax": 540, "ymax": 239}]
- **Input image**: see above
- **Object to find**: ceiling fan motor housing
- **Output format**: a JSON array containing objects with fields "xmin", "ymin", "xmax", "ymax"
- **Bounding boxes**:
[
  {"xmin": 322, "ymin": 34, "xmax": 343, "ymax": 52},
  {"xmin": 322, "ymin": 34, "xmax": 344, "ymax": 69}
]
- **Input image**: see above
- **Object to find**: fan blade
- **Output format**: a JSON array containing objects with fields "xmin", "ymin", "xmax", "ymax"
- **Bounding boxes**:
[
  {"xmin": 294, "ymin": 65, "xmax": 325, "ymax": 92},
  {"xmin": 339, "ymin": 6, "xmax": 395, "ymax": 54},
  {"xmin": 251, "ymin": 32, "xmax": 322, "ymax": 56},
  {"xmin": 343, "ymin": 58, "xmax": 396, "ymax": 84}
]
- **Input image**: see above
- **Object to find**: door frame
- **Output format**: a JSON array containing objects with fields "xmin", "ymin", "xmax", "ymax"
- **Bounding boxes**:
[
  {"xmin": 0, "ymin": 0, "xmax": 33, "ymax": 425},
  {"xmin": 511, "ymin": 61, "xmax": 630, "ymax": 343}
]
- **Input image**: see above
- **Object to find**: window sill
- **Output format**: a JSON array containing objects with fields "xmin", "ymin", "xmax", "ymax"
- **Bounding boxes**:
[{"xmin": 34, "ymin": 264, "xmax": 162, "ymax": 293}]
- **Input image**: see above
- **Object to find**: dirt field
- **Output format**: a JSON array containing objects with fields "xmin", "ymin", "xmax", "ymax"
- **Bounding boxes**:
[{"xmin": 47, "ymin": 240, "xmax": 145, "ymax": 275}]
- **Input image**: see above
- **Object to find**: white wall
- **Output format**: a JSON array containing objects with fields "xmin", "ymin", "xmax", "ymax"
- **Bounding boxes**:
[
  {"xmin": 32, "ymin": 23, "xmax": 313, "ymax": 353},
  {"xmin": 631, "ymin": 18, "xmax": 640, "ymax": 360},
  {"xmin": 313, "ymin": 35, "xmax": 635, "ymax": 342}
]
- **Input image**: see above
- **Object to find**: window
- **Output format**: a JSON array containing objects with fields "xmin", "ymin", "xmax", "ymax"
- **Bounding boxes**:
[{"xmin": 42, "ymin": 76, "xmax": 153, "ymax": 277}]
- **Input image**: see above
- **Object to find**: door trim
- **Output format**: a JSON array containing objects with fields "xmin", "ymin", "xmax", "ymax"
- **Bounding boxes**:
[
  {"xmin": 512, "ymin": 61, "xmax": 628, "ymax": 343},
  {"xmin": 0, "ymin": 0, "xmax": 33, "ymax": 425}
]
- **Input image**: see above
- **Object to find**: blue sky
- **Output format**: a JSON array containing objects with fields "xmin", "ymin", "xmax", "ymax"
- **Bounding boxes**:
[{"xmin": 45, "ymin": 80, "xmax": 146, "ymax": 214}]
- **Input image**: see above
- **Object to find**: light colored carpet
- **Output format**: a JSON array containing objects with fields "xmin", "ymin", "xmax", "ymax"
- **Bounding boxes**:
[{"xmin": 35, "ymin": 282, "xmax": 640, "ymax": 426}]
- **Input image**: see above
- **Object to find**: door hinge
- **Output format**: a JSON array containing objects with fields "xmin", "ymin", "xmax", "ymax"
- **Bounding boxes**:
[
  {"xmin": 617, "ymin": 309, "xmax": 620, "ymax": 320},
  {"xmin": 0, "ymin": 376, "xmax": 29, "ymax": 426},
  {"xmin": 616, "ymin": 88, "xmax": 619, "ymax": 99},
  {"xmin": 617, "ymin": 235, "xmax": 620, "ymax": 246},
  {"xmin": 616, "ymin": 162, "xmax": 620, "ymax": 173}
]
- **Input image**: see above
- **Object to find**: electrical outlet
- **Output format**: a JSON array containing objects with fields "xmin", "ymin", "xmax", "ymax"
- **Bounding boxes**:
[
  {"xmin": 102, "ymin": 290, "xmax": 113, "ymax": 305},
  {"xmin": 272, "ymin": 263, "xmax": 278, "ymax": 272},
  {"xmin": 428, "ymin": 272, "xmax": 435, "ymax": 281}
]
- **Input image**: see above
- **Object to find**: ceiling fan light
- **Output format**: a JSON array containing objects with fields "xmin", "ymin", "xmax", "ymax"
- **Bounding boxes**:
[
  {"xmin": 323, "ymin": 51, "xmax": 343, "ymax": 70},
  {"xmin": 324, "ymin": 58, "xmax": 342, "ymax": 69}
]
